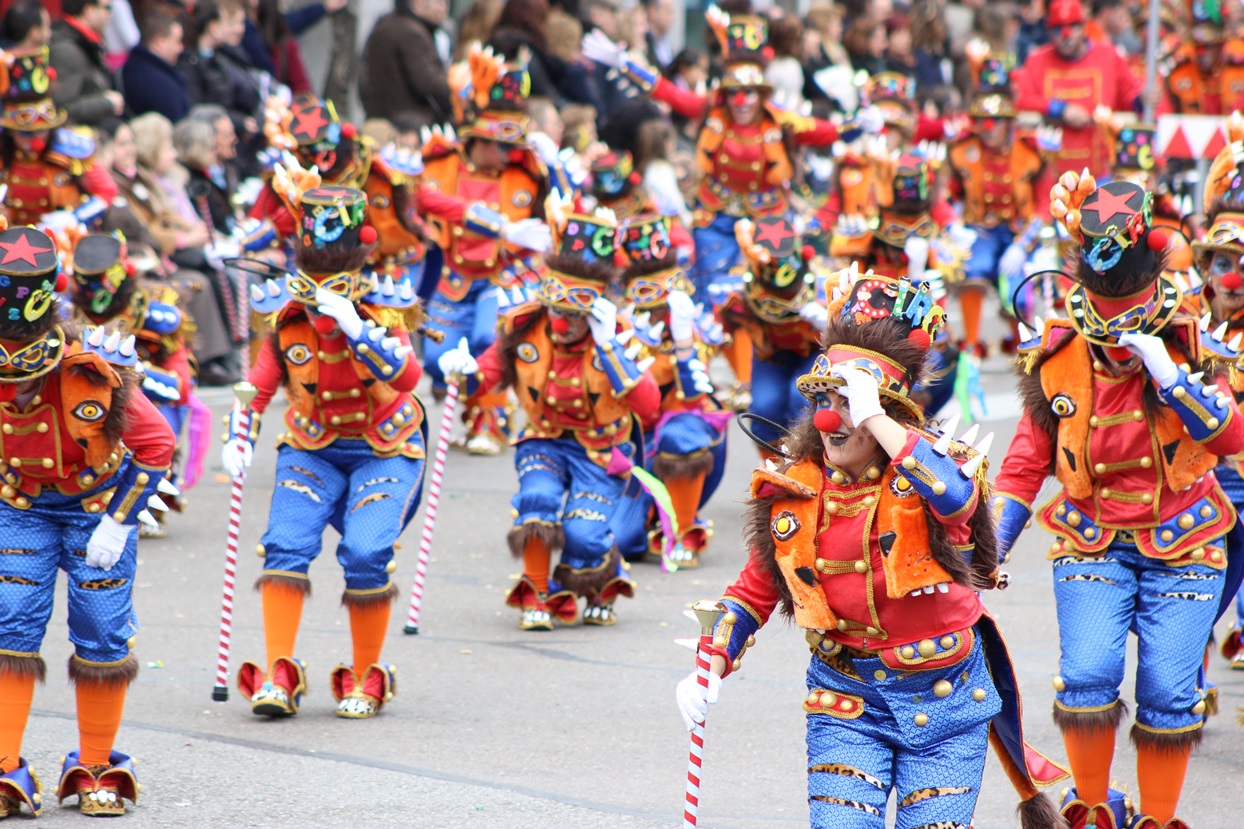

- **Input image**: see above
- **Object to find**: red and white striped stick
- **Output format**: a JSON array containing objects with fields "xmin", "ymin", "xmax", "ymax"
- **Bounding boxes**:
[
  {"xmin": 403, "ymin": 377, "xmax": 461, "ymax": 634},
  {"xmin": 684, "ymin": 600, "xmax": 725, "ymax": 827},
  {"xmin": 212, "ymin": 382, "xmax": 258, "ymax": 701}
]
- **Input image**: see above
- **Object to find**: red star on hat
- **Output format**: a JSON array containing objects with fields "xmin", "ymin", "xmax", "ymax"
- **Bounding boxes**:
[
  {"xmin": 0, "ymin": 233, "xmax": 52, "ymax": 266},
  {"xmin": 291, "ymin": 106, "xmax": 329, "ymax": 140},
  {"xmin": 755, "ymin": 220, "xmax": 795, "ymax": 249},
  {"xmin": 1083, "ymin": 187, "xmax": 1136, "ymax": 226}
]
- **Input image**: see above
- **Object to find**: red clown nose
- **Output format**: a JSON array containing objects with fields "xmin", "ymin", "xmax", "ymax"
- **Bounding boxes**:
[
  {"xmin": 1107, "ymin": 345, "xmax": 1133, "ymax": 362},
  {"xmin": 314, "ymin": 315, "xmax": 337, "ymax": 335},
  {"xmin": 814, "ymin": 408, "xmax": 843, "ymax": 433},
  {"xmin": 729, "ymin": 90, "xmax": 749, "ymax": 106},
  {"xmin": 29, "ymin": 137, "xmax": 46, "ymax": 153},
  {"xmin": 55, "ymin": 272, "xmax": 68, "ymax": 292},
  {"xmin": 550, "ymin": 316, "xmax": 571, "ymax": 334},
  {"xmin": 1222, "ymin": 272, "xmax": 1244, "ymax": 291}
]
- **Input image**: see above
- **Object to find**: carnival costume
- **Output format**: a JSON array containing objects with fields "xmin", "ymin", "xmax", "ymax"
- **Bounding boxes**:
[
  {"xmin": 609, "ymin": 213, "xmax": 727, "ymax": 569},
  {"xmin": 0, "ymin": 48, "xmax": 109, "ymax": 229},
  {"xmin": 440, "ymin": 196, "xmax": 660, "ymax": 630},
  {"xmin": 224, "ymin": 166, "xmax": 426, "ymax": 720},
  {"xmin": 588, "ymin": 149, "xmax": 692, "ymax": 255},
  {"xmin": 418, "ymin": 45, "xmax": 556, "ymax": 455},
  {"xmin": 716, "ymin": 216, "xmax": 827, "ymax": 448},
  {"xmin": 677, "ymin": 268, "xmax": 1066, "ymax": 829},
  {"xmin": 0, "ymin": 224, "xmax": 176, "ymax": 817},
  {"xmin": 1163, "ymin": 1, "xmax": 1244, "ymax": 115},
  {"xmin": 994, "ymin": 173, "xmax": 1244, "ymax": 829}
]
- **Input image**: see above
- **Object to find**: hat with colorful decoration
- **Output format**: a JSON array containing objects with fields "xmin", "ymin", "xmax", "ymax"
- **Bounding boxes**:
[
  {"xmin": 620, "ymin": 214, "xmax": 692, "ymax": 309},
  {"xmin": 964, "ymin": 41, "xmax": 1015, "ymax": 119},
  {"xmin": 705, "ymin": 5, "xmax": 771, "ymax": 91},
  {"xmin": 0, "ymin": 225, "xmax": 66, "ymax": 379},
  {"xmin": 287, "ymin": 94, "xmax": 350, "ymax": 171},
  {"xmin": 287, "ymin": 185, "xmax": 377, "ymax": 304},
  {"xmin": 867, "ymin": 72, "xmax": 916, "ymax": 134},
  {"xmin": 591, "ymin": 150, "xmax": 640, "ymax": 200},
  {"xmin": 1192, "ymin": 126, "xmax": 1244, "ymax": 283},
  {"xmin": 736, "ymin": 216, "xmax": 813, "ymax": 294},
  {"xmin": 797, "ymin": 269, "xmax": 945, "ymax": 419},
  {"xmin": 0, "ymin": 47, "xmax": 65, "ymax": 131},
  {"xmin": 454, "ymin": 44, "xmax": 532, "ymax": 145},
  {"xmin": 537, "ymin": 195, "xmax": 620, "ymax": 313},
  {"xmin": 71, "ymin": 232, "xmax": 130, "ymax": 318},
  {"xmin": 239, "ymin": 217, "xmax": 280, "ymax": 254}
]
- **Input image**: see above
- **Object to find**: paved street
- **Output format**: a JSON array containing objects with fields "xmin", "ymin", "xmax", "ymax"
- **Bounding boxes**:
[{"xmin": 21, "ymin": 352, "xmax": 1244, "ymax": 828}]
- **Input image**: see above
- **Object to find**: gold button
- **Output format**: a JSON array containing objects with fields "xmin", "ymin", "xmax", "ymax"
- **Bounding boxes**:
[
  {"xmin": 913, "ymin": 713, "xmax": 929, "ymax": 726},
  {"xmin": 825, "ymin": 502, "xmax": 839, "ymax": 515},
  {"xmin": 1089, "ymin": 416, "xmax": 1099, "ymax": 427},
  {"xmin": 8, "ymin": 459, "xmax": 18, "ymax": 468},
  {"xmin": 1141, "ymin": 494, "xmax": 1153, "ymax": 504},
  {"xmin": 866, "ymin": 467, "xmax": 881, "ymax": 480},
  {"xmin": 862, "ymin": 495, "xmax": 875, "ymax": 507},
  {"xmin": 351, "ymin": 389, "xmax": 361, "ymax": 398},
  {"xmin": 126, "ymin": 636, "xmax": 137, "ymax": 649},
  {"xmin": 1100, "ymin": 488, "xmax": 1112, "ymax": 498},
  {"xmin": 865, "ymin": 626, "xmax": 880, "ymax": 636},
  {"xmin": 902, "ymin": 456, "xmax": 916, "ymax": 470},
  {"xmin": 41, "ymin": 458, "xmax": 52, "ymax": 469},
  {"xmin": 86, "ymin": 503, "xmax": 101, "ymax": 513},
  {"xmin": 815, "ymin": 557, "xmax": 830, "ymax": 573},
  {"xmin": 712, "ymin": 635, "xmax": 726, "ymax": 648},
  {"xmin": 836, "ymin": 619, "xmax": 849, "ymax": 631},
  {"xmin": 901, "ymin": 646, "xmax": 916, "ymax": 659},
  {"xmin": 330, "ymin": 416, "xmax": 342, "ymax": 425},
  {"xmin": 1, "ymin": 425, "xmax": 11, "ymax": 435},
  {"xmin": 322, "ymin": 391, "xmax": 332, "ymax": 401},
  {"xmin": 385, "ymin": 560, "xmax": 397, "ymax": 573},
  {"xmin": 1094, "ymin": 463, "xmax": 1106, "ymax": 474},
  {"xmin": 972, "ymin": 688, "xmax": 987, "ymax": 702},
  {"xmin": 819, "ymin": 691, "xmax": 837, "ymax": 707},
  {"xmin": 873, "ymin": 669, "xmax": 887, "ymax": 681},
  {"xmin": 1056, "ymin": 504, "xmax": 1067, "ymax": 517},
  {"xmin": 806, "ymin": 693, "xmax": 820, "ymax": 706},
  {"xmin": 1140, "ymin": 457, "xmax": 1152, "ymax": 468},
  {"xmin": 1200, "ymin": 505, "xmax": 1213, "ymax": 518},
  {"xmin": 940, "ymin": 635, "xmax": 955, "ymax": 649},
  {"xmin": 1192, "ymin": 699, "xmax": 1206, "ymax": 715},
  {"xmin": 1084, "ymin": 528, "xmax": 1096, "ymax": 539},
  {"xmin": 1160, "ymin": 530, "xmax": 1174, "ymax": 542},
  {"xmin": 933, "ymin": 680, "xmax": 952, "ymax": 697},
  {"xmin": 917, "ymin": 639, "xmax": 936, "ymax": 658},
  {"xmin": 831, "ymin": 471, "xmax": 845, "ymax": 485},
  {"xmin": 1133, "ymin": 410, "xmax": 1144, "ymax": 421},
  {"xmin": 1191, "ymin": 548, "xmax": 1205, "ymax": 561},
  {"xmin": 1208, "ymin": 417, "xmax": 1220, "ymax": 430},
  {"xmin": 256, "ymin": 543, "xmax": 266, "ymax": 557},
  {"xmin": 1067, "ymin": 512, "xmax": 1081, "ymax": 527},
  {"xmin": 1178, "ymin": 514, "xmax": 1195, "ymax": 530},
  {"xmin": 932, "ymin": 482, "xmax": 946, "ymax": 496},
  {"xmin": 1052, "ymin": 675, "xmax": 1066, "ymax": 691},
  {"xmin": 853, "ymin": 560, "xmax": 867, "ymax": 574}
]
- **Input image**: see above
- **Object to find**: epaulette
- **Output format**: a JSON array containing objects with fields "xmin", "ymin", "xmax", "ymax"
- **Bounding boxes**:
[
  {"xmin": 82, "ymin": 326, "xmax": 138, "ymax": 368},
  {"xmin": 362, "ymin": 271, "xmax": 418, "ymax": 309},
  {"xmin": 374, "ymin": 144, "xmax": 424, "ymax": 185},
  {"xmin": 250, "ymin": 276, "xmax": 294, "ymax": 319},
  {"xmin": 501, "ymin": 300, "xmax": 544, "ymax": 334},
  {"xmin": 749, "ymin": 464, "xmax": 817, "ymax": 500},
  {"xmin": 141, "ymin": 298, "xmax": 182, "ymax": 336},
  {"xmin": 1017, "ymin": 316, "xmax": 1074, "ymax": 374},
  {"xmin": 49, "ymin": 128, "xmax": 95, "ymax": 161}
]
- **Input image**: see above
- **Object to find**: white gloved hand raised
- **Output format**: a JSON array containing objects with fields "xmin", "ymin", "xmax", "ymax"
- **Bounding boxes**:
[
  {"xmin": 666, "ymin": 289, "xmax": 696, "ymax": 345},
  {"xmin": 437, "ymin": 336, "xmax": 479, "ymax": 379},
  {"xmin": 314, "ymin": 288, "xmax": 365, "ymax": 340},
  {"xmin": 582, "ymin": 28, "xmax": 627, "ymax": 69},
  {"xmin": 799, "ymin": 302, "xmax": 829, "ymax": 330},
  {"xmin": 998, "ymin": 242, "xmax": 1029, "ymax": 284},
  {"xmin": 221, "ymin": 438, "xmax": 253, "ymax": 479},
  {"xmin": 830, "ymin": 365, "xmax": 886, "ymax": 426},
  {"xmin": 85, "ymin": 515, "xmax": 134, "ymax": 571},
  {"xmin": 1117, "ymin": 331, "xmax": 1179, "ymax": 387},
  {"xmin": 675, "ymin": 670, "xmax": 722, "ymax": 732},
  {"xmin": 527, "ymin": 131, "xmax": 561, "ymax": 167},
  {"xmin": 587, "ymin": 297, "xmax": 619, "ymax": 346},
  {"xmin": 501, "ymin": 218, "xmax": 552, "ymax": 253}
]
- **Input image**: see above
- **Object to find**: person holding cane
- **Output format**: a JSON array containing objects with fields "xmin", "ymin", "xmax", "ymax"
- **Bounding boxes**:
[{"xmin": 675, "ymin": 267, "xmax": 1066, "ymax": 829}]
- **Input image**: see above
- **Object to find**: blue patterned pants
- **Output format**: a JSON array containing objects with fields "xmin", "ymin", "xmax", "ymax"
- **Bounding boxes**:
[
  {"xmin": 0, "ymin": 465, "xmax": 139, "ymax": 664},
  {"xmin": 690, "ymin": 214, "xmax": 743, "ymax": 299},
  {"xmin": 1052, "ymin": 541, "xmax": 1224, "ymax": 734},
  {"xmin": 258, "ymin": 437, "xmax": 425, "ymax": 594},
  {"xmin": 1216, "ymin": 464, "xmax": 1244, "ymax": 622},
  {"xmin": 421, "ymin": 276, "xmax": 501, "ymax": 392},
  {"xmin": 804, "ymin": 631, "xmax": 999, "ymax": 828}
]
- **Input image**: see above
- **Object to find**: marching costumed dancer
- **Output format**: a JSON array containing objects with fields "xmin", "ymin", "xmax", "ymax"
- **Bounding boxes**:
[
  {"xmin": 582, "ymin": 6, "xmax": 876, "ymax": 298},
  {"xmin": 224, "ymin": 166, "xmax": 426, "ymax": 719},
  {"xmin": 716, "ymin": 216, "xmax": 828, "ymax": 450},
  {"xmin": 676, "ymin": 267, "xmax": 1066, "ymax": 829},
  {"xmin": 437, "ymin": 197, "xmax": 660, "ymax": 630},
  {"xmin": 419, "ymin": 45, "xmax": 555, "ymax": 455},
  {"xmin": 0, "ymin": 225, "xmax": 176, "ymax": 816},
  {"xmin": 587, "ymin": 149, "xmax": 693, "ymax": 257},
  {"xmin": 1162, "ymin": 1, "xmax": 1244, "ymax": 115},
  {"xmin": 993, "ymin": 172, "xmax": 1244, "ymax": 829},
  {"xmin": 611, "ymin": 213, "xmax": 728, "ymax": 569}
]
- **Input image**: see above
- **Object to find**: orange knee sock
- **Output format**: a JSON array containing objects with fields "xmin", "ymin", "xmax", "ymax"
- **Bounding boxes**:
[
  {"xmin": 348, "ymin": 600, "xmax": 392, "ymax": 671},
  {"xmin": 262, "ymin": 582, "xmax": 305, "ymax": 672},
  {"xmin": 1062, "ymin": 726, "xmax": 1116, "ymax": 806},
  {"xmin": 959, "ymin": 287, "xmax": 986, "ymax": 349},
  {"xmin": 667, "ymin": 473, "xmax": 707, "ymax": 538},
  {"xmin": 1137, "ymin": 740, "xmax": 1192, "ymax": 824},
  {"xmin": 523, "ymin": 536, "xmax": 551, "ymax": 594},
  {"xmin": 723, "ymin": 331, "xmax": 752, "ymax": 385},
  {"xmin": 0, "ymin": 670, "xmax": 36, "ymax": 773},
  {"xmin": 75, "ymin": 680, "xmax": 128, "ymax": 767}
]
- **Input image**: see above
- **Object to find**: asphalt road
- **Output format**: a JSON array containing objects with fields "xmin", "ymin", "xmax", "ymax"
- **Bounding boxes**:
[{"xmin": 21, "ymin": 344, "xmax": 1244, "ymax": 828}]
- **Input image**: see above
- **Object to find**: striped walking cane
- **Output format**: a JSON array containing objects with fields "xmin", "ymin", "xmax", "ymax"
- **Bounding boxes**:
[
  {"xmin": 684, "ymin": 600, "xmax": 725, "ymax": 827},
  {"xmin": 403, "ymin": 374, "xmax": 462, "ymax": 634},
  {"xmin": 212, "ymin": 382, "xmax": 259, "ymax": 701}
]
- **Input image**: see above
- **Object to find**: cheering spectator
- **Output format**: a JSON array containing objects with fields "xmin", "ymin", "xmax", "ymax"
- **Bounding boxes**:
[
  {"xmin": 49, "ymin": 0, "xmax": 125, "ymax": 126},
  {"xmin": 361, "ymin": 0, "xmax": 453, "ymax": 123},
  {"xmin": 120, "ymin": 11, "xmax": 190, "ymax": 122},
  {"xmin": 1, "ymin": 0, "xmax": 51, "ymax": 50}
]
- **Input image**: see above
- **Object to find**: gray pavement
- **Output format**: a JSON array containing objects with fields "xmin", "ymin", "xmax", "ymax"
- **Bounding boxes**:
[{"xmin": 21, "ymin": 350, "xmax": 1244, "ymax": 828}]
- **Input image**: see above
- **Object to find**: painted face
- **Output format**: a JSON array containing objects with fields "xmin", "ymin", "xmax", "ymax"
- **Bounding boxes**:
[
  {"xmin": 727, "ymin": 89, "xmax": 761, "ymax": 126},
  {"xmin": 1209, "ymin": 251, "xmax": 1244, "ymax": 313},
  {"xmin": 547, "ymin": 307, "xmax": 590, "ymax": 344},
  {"xmin": 976, "ymin": 117, "xmax": 1009, "ymax": 150},
  {"xmin": 814, "ymin": 390, "xmax": 882, "ymax": 477}
]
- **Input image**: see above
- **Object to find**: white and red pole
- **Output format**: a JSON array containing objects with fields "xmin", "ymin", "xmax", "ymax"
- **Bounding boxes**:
[
  {"xmin": 212, "ymin": 382, "xmax": 258, "ymax": 701},
  {"xmin": 684, "ymin": 600, "xmax": 724, "ymax": 827},
  {"xmin": 403, "ymin": 376, "xmax": 461, "ymax": 634}
]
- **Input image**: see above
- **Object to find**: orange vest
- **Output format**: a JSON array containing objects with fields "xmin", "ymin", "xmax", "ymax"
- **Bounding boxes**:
[{"xmin": 949, "ymin": 135, "xmax": 1042, "ymax": 230}]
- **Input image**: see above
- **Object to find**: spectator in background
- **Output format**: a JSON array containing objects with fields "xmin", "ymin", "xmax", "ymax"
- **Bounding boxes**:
[
  {"xmin": 633, "ymin": 116, "xmax": 689, "ymax": 230},
  {"xmin": 560, "ymin": 103, "xmax": 598, "ymax": 152},
  {"xmin": 666, "ymin": 47, "xmax": 707, "ymax": 92},
  {"xmin": 1016, "ymin": 0, "xmax": 1049, "ymax": 62},
  {"xmin": 183, "ymin": 104, "xmax": 240, "ymax": 235},
  {"xmin": 455, "ymin": 0, "xmax": 502, "ymax": 58},
  {"xmin": 489, "ymin": 0, "xmax": 575, "ymax": 104},
  {"xmin": 642, "ymin": 0, "xmax": 675, "ymax": 71},
  {"xmin": 179, "ymin": 1, "xmax": 263, "ymax": 138},
  {"xmin": 360, "ymin": 0, "xmax": 453, "ymax": 123},
  {"xmin": 765, "ymin": 13, "xmax": 805, "ymax": 105},
  {"xmin": 884, "ymin": 12, "xmax": 943, "ymax": 89},
  {"xmin": 101, "ymin": 0, "xmax": 139, "ymax": 69},
  {"xmin": 1091, "ymin": 0, "xmax": 1140, "ymax": 55},
  {"xmin": 253, "ymin": 0, "xmax": 312, "ymax": 94},
  {"xmin": 802, "ymin": 3, "xmax": 856, "ymax": 111},
  {"xmin": 527, "ymin": 96, "xmax": 564, "ymax": 146},
  {"xmin": 361, "ymin": 117, "xmax": 397, "ymax": 147},
  {"xmin": 579, "ymin": 0, "xmax": 619, "ymax": 42},
  {"xmin": 120, "ymin": 11, "xmax": 190, "ymax": 122},
  {"xmin": 49, "ymin": 0, "xmax": 125, "ymax": 126},
  {"xmin": 240, "ymin": 0, "xmax": 345, "ymax": 79},
  {"xmin": 1, "ymin": 0, "xmax": 51, "ymax": 50},
  {"xmin": 843, "ymin": 14, "xmax": 888, "ymax": 75}
]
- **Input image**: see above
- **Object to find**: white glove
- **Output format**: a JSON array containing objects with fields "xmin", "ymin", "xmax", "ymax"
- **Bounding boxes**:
[
  {"xmin": 221, "ymin": 438, "xmax": 253, "ymax": 479},
  {"xmin": 1118, "ymin": 331, "xmax": 1179, "ymax": 386},
  {"xmin": 675, "ymin": 670, "xmax": 722, "ymax": 731},
  {"xmin": 527, "ymin": 131, "xmax": 561, "ymax": 167},
  {"xmin": 437, "ymin": 336, "xmax": 479, "ymax": 378},
  {"xmin": 85, "ymin": 515, "xmax": 134, "ymax": 571},
  {"xmin": 831, "ymin": 366, "xmax": 886, "ymax": 425},
  {"xmin": 582, "ymin": 28, "xmax": 626, "ymax": 69},
  {"xmin": 314, "ymin": 288, "xmax": 365, "ymax": 339},
  {"xmin": 998, "ymin": 243, "xmax": 1028, "ymax": 283},
  {"xmin": 501, "ymin": 218, "xmax": 552, "ymax": 253},
  {"xmin": 587, "ymin": 297, "xmax": 619, "ymax": 346},
  {"xmin": 799, "ymin": 302, "xmax": 829, "ymax": 329},
  {"xmin": 904, "ymin": 235, "xmax": 930, "ymax": 278},
  {"xmin": 855, "ymin": 104, "xmax": 884, "ymax": 135},
  {"xmin": 806, "ymin": 153, "xmax": 833, "ymax": 182},
  {"xmin": 666, "ymin": 289, "xmax": 696, "ymax": 344},
  {"xmin": 1036, "ymin": 125, "xmax": 1064, "ymax": 154}
]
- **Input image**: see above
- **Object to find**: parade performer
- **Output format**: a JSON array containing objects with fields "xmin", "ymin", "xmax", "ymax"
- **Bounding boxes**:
[
  {"xmin": 676, "ymin": 267, "xmax": 1066, "ymax": 829},
  {"xmin": 0, "ymin": 47, "xmax": 113, "ymax": 228},
  {"xmin": 437, "ymin": 196, "xmax": 660, "ymax": 630},
  {"xmin": 993, "ymin": 172, "xmax": 1244, "ymax": 829},
  {"xmin": 716, "ymin": 216, "xmax": 827, "ymax": 450},
  {"xmin": 610, "ymin": 213, "xmax": 727, "ymax": 568},
  {"xmin": 587, "ymin": 149, "xmax": 692, "ymax": 256},
  {"xmin": 66, "ymin": 231, "xmax": 199, "ymax": 536},
  {"xmin": 1163, "ymin": 1, "xmax": 1244, "ymax": 115},
  {"xmin": 223, "ymin": 165, "xmax": 426, "ymax": 719},
  {"xmin": 418, "ymin": 45, "xmax": 554, "ymax": 455},
  {"xmin": 582, "ymin": 5, "xmax": 876, "ymax": 298},
  {"xmin": 0, "ymin": 224, "xmax": 176, "ymax": 817}
]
